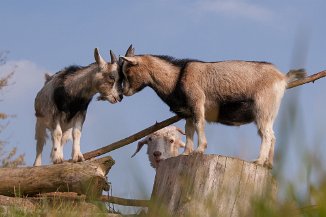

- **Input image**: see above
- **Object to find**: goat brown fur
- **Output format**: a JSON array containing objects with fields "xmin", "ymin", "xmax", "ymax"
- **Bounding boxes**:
[{"xmin": 120, "ymin": 45, "xmax": 306, "ymax": 168}]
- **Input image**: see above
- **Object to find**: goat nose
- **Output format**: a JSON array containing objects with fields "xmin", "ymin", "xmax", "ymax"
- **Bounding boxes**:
[
  {"xmin": 153, "ymin": 151, "xmax": 162, "ymax": 157},
  {"xmin": 119, "ymin": 94, "xmax": 123, "ymax": 101}
]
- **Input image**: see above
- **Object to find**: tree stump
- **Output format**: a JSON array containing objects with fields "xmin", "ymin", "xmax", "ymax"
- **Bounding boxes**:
[
  {"xmin": 0, "ymin": 156, "xmax": 114, "ymax": 200},
  {"xmin": 150, "ymin": 154, "xmax": 277, "ymax": 217}
]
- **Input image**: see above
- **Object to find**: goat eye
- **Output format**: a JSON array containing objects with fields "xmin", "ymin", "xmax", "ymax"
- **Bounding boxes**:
[{"xmin": 148, "ymin": 137, "xmax": 152, "ymax": 141}]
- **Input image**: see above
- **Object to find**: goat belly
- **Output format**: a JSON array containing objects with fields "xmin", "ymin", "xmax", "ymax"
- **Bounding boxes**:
[
  {"xmin": 53, "ymin": 86, "xmax": 92, "ymax": 121},
  {"xmin": 218, "ymin": 100, "xmax": 255, "ymax": 126}
]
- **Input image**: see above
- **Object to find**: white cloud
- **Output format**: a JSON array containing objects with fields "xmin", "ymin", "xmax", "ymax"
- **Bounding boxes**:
[
  {"xmin": 196, "ymin": 0, "xmax": 274, "ymax": 22},
  {"xmin": 0, "ymin": 60, "xmax": 49, "ymax": 101}
]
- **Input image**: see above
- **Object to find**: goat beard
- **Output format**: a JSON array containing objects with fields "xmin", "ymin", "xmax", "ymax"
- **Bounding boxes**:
[{"xmin": 96, "ymin": 94, "xmax": 119, "ymax": 104}]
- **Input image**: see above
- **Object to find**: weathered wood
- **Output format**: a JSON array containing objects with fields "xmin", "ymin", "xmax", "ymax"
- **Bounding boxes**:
[
  {"xmin": 83, "ymin": 115, "xmax": 182, "ymax": 160},
  {"xmin": 0, "ymin": 157, "xmax": 114, "ymax": 200},
  {"xmin": 150, "ymin": 154, "xmax": 277, "ymax": 217},
  {"xmin": 0, "ymin": 195, "xmax": 35, "ymax": 212}
]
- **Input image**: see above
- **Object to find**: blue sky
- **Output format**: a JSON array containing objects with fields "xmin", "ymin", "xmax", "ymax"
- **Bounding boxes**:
[{"xmin": 1, "ymin": 0, "xmax": 326, "ymax": 213}]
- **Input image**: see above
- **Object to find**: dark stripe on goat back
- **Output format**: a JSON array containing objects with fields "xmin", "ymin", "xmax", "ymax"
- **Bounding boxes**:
[
  {"xmin": 152, "ymin": 55, "xmax": 273, "ymax": 68},
  {"xmin": 145, "ymin": 55, "xmax": 193, "ymax": 118},
  {"xmin": 55, "ymin": 65, "xmax": 85, "ymax": 80},
  {"xmin": 244, "ymin": 60, "xmax": 272, "ymax": 65},
  {"xmin": 152, "ymin": 55, "xmax": 203, "ymax": 69},
  {"xmin": 53, "ymin": 86, "xmax": 92, "ymax": 121}
]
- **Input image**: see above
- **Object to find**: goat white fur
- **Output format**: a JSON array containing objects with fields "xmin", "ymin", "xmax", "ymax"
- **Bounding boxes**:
[{"xmin": 131, "ymin": 126, "xmax": 185, "ymax": 169}]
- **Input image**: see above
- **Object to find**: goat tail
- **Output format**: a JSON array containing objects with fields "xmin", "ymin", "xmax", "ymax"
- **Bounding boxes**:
[{"xmin": 286, "ymin": 68, "xmax": 307, "ymax": 83}]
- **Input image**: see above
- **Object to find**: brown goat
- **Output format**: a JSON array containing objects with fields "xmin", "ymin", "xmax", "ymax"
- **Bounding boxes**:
[{"xmin": 120, "ymin": 45, "xmax": 306, "ymax": 168}]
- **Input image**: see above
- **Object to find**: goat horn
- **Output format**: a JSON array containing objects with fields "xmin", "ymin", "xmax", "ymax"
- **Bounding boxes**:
[
  {"xmin": 110, "ymin": 50, "xmax": 118, "ymax": 64},
  {"xmin": 125, "ymin": 44, "xmax": 135, "ymax": 57}
]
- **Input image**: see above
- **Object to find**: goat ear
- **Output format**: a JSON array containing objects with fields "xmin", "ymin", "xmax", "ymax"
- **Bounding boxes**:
[
  {"xmin": 175, "ymin": 127, "xmax": 186, "ymax": 135},
  {"xmin": 94, "ymin": 48, "xmax": 106, "ymax": 68},
  {"xmin": 110, "ymin": 50, "xmax": 118, "ymax": 64},
  {"xmin": 131, "ymin": 139, "xmax": 147, "ymax": 158},
  {"xmin": 177, "ymin": 141, "xmax": 186, "ymax": 148},
  {"xmin": 125, "ymin": 44, "xmax": 135, "ymax": 57},
  {"xmin": 120, "ymin": 56, "xmax": 138, "ymax": 66}
]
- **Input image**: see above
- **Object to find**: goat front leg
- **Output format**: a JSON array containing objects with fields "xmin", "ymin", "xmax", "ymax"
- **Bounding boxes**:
[
  {"xmin": 51, "ymin": 123, "xmax": 64, "ymax": 164},
  {"xmin": 194, "ymin": 115, "xmax": 207, "ymax": 154},
  {"xmin": 184, "ymin": 88, "xmax": 207, "ymax": 154},
  {"xmin": 182, "ymin": 118, "xmax": 195, "ymax": 155},
  {"xmin": 72, "ymin": 120, "xmax": 85, "ymax": 163}
]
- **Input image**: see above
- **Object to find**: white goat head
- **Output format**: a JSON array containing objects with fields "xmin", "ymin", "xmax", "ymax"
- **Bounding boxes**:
[{"xmin": 131, "ymin": 126, "xmax": 185, "ymax": 169}]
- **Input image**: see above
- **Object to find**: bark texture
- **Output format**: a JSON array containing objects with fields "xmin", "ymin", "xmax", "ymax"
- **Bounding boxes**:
[
  {"xmin": 0, "ymin": 157, "xmax": 114, "ymax": 200},
  {"xmin": 150, "ymin": 154, "xmax": 277, "ymax": 217}
]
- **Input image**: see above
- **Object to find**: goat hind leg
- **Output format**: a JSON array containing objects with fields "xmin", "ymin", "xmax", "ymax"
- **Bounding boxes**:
[
  {"xmin": 51, "ymin": 123, "xmax": 64, "ymax": 164},
  {"xmin": 255, "ymin": 84, "xmax": 284, "ymax": 168},
  {"xmin": 254, "ymin": 121, "xmax": 274, "ymax": 168},
  {"xmin": 33, "ymin": 119, "xmax": 46, "ymax": 166},
  {"xmin": 267, "ymin": 134, "xmax": 276, "ymax": 169}
]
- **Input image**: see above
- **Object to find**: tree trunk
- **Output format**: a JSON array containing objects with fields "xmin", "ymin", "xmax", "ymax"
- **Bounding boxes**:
[
  {"xmin": 0, "ymin": 156, "xmax": 114, "ymax": 200},
  {"xmin": 150, "ymin": 154, "xmax": 277, "ymax": 217}
]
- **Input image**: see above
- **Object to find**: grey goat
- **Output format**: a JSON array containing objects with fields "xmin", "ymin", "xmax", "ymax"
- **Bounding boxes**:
[
  {"xmin": 120, "ymin": 45, "xmax": 306, "ymax": 168},
  {"xmin": 33, "ymin": 48, "xmax": 123, "ymax": 166}
]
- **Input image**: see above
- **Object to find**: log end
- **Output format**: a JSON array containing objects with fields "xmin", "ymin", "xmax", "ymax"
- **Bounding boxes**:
[{"xmin": 150, "ymin": 154, "xmax": 277, "ymax": 217}]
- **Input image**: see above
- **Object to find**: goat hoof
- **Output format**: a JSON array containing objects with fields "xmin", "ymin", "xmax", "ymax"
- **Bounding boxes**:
[
  {"xmin": 253, "ymin": 159, "xmax": 272, "ymax": 169},
  {"xmin": 181, "ymin": 148, "xmax": 193, "ymax": 155},
  {"xmin": 193, "ymin": 149, "xmax": 205, "ymax": 154},
  {"xmin": 263, "ymin": 162, "xmax": 273, "ymax": 169},
  {"xmin": 72, "ymin": 153, "xmax": 85, "ymax": 163},
  {"xmin": 53, "ymin": 158, "xmax": 64, "ymax": 164},
  {"xmin": 252, "ymin": 159, "xmax": 263, "ymax": 165}
]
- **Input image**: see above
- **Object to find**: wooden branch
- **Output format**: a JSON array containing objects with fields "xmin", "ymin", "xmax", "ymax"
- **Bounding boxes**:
[
  {"xmin": 287, "ymin": 70, "xmax": 326, "ymax": 89},
  {"xmin": 0, "ymin": 157, "xmax": 114, "ymax": 200},
  {"xmin": 83, "ymin": 115, "xmax": 182, "ymax": 160},
  {"xmin": 101, "ymin": 195, "xmax": 149, "ymax": 207}
]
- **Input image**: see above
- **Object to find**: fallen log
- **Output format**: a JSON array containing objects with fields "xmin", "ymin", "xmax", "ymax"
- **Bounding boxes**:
[
  {"xmin": 150, "ymin": 154, "xmax": 277, "ymax": 217},
  {"xmin": 0, "ymin": 156, "xmax": 114, "ymax": 200}
]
